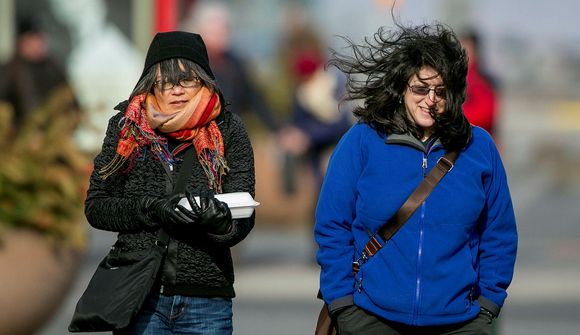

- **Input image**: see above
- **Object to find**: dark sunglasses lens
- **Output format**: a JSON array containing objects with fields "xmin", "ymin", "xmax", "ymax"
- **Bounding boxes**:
[
  {"xmin": 411, "ymin": 86, "xmax": 430, "ymax": 95},
  {"xmin": 434, "ymin": 88, "xmax": 446, "ymax": 98},
  {"xmin": 410, "ymin": 86, "xmax": 446, "ymax": 99}
]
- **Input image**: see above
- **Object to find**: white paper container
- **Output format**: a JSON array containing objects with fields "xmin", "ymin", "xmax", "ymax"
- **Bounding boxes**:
[{"xmin": 178, "ymin": 192, "xmax": 260, "ymax": 219}]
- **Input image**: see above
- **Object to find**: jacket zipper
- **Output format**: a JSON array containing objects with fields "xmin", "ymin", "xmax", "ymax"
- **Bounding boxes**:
[
  {"xmin": 412, "ymin": 155, "xmax": 428, "ymax": 323},
  {"xmin": 161, "ymin": 162, "xmax": 174, "ymax": 193}
]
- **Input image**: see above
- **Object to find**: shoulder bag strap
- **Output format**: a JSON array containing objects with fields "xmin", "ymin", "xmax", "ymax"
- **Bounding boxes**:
[
  {"xmin": 353, "ymin": 150, "xmax": 459, "ymax": 273},
  {"xmin": 172, "ymin": 145, "xmax": 196, "ymax": 195},
  {"xmin": 157, "ymin": 145, "xmax": 196, "ymax": 245}
]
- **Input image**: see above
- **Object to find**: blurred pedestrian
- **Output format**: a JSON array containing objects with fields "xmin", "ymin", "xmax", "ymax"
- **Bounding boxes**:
[
  {"xmin": 49, "ymin": 0, "xmax": 143, "ymax": 154},
  {"xmin": 315, "ymin": 20, "xmax": 517, "ymax": 334},
  {"xmin": 277, "ymin": 22, "xmax": 352, "ymax": 194},
  {"xmin": 0, "ymin": 16, "xmax": 80, "ymax": 134},
  {"xmin": 459, "ymin": 28, "xmax": 499, "ymax": 138},
  {"xmin": 84, "ymin": 31, "xmax": 255, "ymax": 334},
  {"xmin": 183, "ymin": 0, "xmax": 279, "ymax": 132}
]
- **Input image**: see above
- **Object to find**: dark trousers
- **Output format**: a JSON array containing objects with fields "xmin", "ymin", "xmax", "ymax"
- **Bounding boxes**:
[{"xmin": 336, "ymin": 306, "xmax": 493, "ymax": 335}]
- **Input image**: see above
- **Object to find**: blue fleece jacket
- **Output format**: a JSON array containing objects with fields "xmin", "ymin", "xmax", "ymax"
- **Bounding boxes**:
[{"xmin": 314, "ymin": 122, "xmax": 517, "ymax": 326}]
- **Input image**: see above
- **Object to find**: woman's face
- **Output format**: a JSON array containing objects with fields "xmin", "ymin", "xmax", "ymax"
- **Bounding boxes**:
[
  {"xmin": 403, "ymin": 66, "xmax": 446, "ymax": 139},
  {"xmin": 153, "ymin": 62, "xmax": 203, "ymax": 114}
]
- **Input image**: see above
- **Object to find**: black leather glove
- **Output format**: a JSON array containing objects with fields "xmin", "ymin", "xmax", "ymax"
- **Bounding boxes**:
[
  {"xmin": 180, "ymin": 191, "xmax": 232, "ymax": 235},
  {"xmin": 142, "ymin": 193, "xmax": 194, "ymax": 230}
]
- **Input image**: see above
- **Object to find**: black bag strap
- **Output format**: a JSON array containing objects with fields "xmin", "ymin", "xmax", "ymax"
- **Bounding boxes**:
[
  {"xmin": 353, "ymin": 150, "xmax": 458, "ymax": 273},
  {"xmin": 172, "ymin": 145, "xmax": 196, "ymax": 195},
  {"xmin": 157, "ymin": 145, "xmax": 196, "ymax": 244}
]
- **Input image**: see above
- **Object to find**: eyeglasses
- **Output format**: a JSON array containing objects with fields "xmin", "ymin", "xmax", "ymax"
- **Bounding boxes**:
[
  {"xmin": 407, "ymin": 84, "xmax": 447, "ymax": 100},
  {"xmin": 154, "ymin": 77, "xmax": 201, "ymax": 91}
]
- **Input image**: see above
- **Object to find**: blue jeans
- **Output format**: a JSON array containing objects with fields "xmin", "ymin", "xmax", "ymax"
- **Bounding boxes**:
[{"xmin": 114, "ymin": 294, "xmax": 233, "ymax": 335}]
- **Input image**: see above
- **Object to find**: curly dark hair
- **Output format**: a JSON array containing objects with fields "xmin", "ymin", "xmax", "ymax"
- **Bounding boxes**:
[{"xmin": 328, "ymin": 20, "xmax": 471, "ymax": 150}]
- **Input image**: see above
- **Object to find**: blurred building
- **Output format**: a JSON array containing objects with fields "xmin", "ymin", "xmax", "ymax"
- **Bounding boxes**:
[{"xmin": 2, "ymin": 0, "xmax": 579, "ymax": 108}]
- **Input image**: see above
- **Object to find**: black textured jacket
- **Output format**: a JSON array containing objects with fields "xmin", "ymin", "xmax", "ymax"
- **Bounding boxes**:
[{"xmin": 85, "ymin": 102, "xmax": 255, "ymax": 298}]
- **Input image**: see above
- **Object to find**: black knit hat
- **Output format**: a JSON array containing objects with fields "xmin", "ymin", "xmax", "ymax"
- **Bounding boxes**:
[{"xmin": 140, "ymin": 31, "xmax": 214, "ymax": 80}]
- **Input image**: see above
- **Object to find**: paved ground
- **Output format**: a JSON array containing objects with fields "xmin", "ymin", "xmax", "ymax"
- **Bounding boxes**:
[{"xmin": 39, "ymin": 216, "xmax": 580, "ymax": 335}]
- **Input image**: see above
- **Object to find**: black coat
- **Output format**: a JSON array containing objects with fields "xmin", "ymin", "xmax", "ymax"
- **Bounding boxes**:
[{"xmin": 85, "ymin": 103, "xmax": 255, "ymax": 297}]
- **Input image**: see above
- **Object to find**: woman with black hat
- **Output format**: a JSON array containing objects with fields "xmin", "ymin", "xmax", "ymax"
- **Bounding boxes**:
[{"xmin": 84, "ymin": 31, "xmax": 255, "ymax": 334}]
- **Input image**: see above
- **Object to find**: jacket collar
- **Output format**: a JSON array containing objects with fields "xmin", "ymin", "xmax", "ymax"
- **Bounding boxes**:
[{"xmin": 385, "ymin": 133, "xmax": 443, "ymax": 152}]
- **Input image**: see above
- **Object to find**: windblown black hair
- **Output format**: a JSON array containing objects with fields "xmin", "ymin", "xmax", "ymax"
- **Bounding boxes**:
[{"xmin": 328, "ymin": 20, "xmax": 471, "ymax": 150}]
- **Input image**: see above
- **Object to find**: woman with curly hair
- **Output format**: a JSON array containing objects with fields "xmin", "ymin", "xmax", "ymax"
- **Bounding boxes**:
[{"xmin": 314, "ymin": 20, "xmax": 517, "ymax": 334}]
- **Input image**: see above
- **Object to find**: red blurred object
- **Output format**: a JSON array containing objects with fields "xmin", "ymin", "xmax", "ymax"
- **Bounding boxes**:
[
  {"xmin": 292, "ymin": 52, "xmax": 323, "ymax": 80},
  {"xmin": 463, "ymin": 64, "xmax": 497, "ymax": 135},
  {"xmin": 155, "ymin": 0, "xmax": 178, "ymax": 32}
]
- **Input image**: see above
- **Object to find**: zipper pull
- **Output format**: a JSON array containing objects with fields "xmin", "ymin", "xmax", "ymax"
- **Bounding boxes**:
[
  {"xmin": 422, "ymin": 157, "xmax": 427, "ymax": 169},
  {"xmin": 357, "ymin": 277, "xmax": 363, "ymax": 293},
  {"xmin": 169, "ymin": 164, "xmax": 173, "ymax": 172}
]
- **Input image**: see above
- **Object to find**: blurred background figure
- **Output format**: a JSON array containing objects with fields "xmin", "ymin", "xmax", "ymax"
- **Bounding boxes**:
[
  {"xmin": 276, "ymin": 19, "xmax": 352, "ymax": 195},
  {"xmin": 0, "ymin": 13, "xmax": 89, "ymax": 335},
  {"xmin": 459, "ymin": 28, "xmax": 499, "ymax": 140},
  {"xmin": 49, "ymin": 0, "xmax": 142, "ymax": 155},
  {"xmin": 0, "ymin": 15, "xmax": 80, "ymax": 134},
  {"xmin": 183, "ymin": 0, "xmax": 280, "ymax": 133},
  {"xmin": 274, "ymin": 11, "xmax": 352, "ymax": 262}
]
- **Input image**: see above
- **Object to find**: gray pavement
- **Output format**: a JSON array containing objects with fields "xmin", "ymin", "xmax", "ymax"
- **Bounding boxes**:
[{"xmin": 39, "ymin": 216, "xmax": 580, "ymax": 335}]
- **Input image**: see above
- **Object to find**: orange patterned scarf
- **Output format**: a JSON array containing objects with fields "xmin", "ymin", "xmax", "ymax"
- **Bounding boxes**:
[{"xmin": 99, "ymin": 88, "xmax": 228, "ymax": 192}]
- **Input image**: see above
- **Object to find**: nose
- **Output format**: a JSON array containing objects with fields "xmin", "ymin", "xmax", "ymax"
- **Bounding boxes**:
[
  {"xmin": 170, "ymin": 84, "xmax": 185, "ymax": 94},
  {"xmin": 428, "ymin": 90, "xmax": 441, "ymax": 103},
  {"xmin": 425, "ymin": 91, "xmax": 438, "ymax": 105}
]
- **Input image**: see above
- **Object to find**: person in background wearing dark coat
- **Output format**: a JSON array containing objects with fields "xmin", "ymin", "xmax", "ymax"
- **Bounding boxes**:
[
  {"xmin": 0, "ymin": 16, "xmax": 79, "ymax": 133},
  {"xmin": 275, "ymin": 17, "xmax": 353, "ymax": 199},
  {"xmin": 84, "ymin": 31, "xmax": 255, "ymax": 335},
  {"xmin": 184, "ymin": 0, "xmax": 279, "ymax": 132},
  {"xmin": 277, "ymin": 24, "xmax": 352, "ymax": 193}
]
